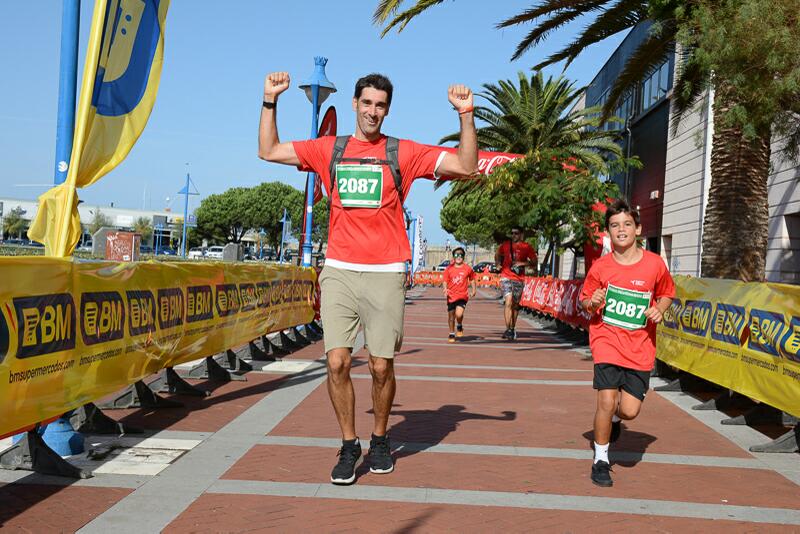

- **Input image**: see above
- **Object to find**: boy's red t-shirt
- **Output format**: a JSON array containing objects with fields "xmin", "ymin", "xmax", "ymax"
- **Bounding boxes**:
[
  {"xmin": 579, "ymin": 250, "xmax": 675, "ymax": 371},
  {"xmin": 443, "ymin": 263, "xmax": 475, "ymax": 302},
  {"xmin": 293, "ymin": 135, "xmax": 444, "ymax": 266}
]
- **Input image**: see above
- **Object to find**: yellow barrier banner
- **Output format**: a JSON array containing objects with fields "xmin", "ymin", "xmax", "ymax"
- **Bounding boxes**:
[
  {"xmin": 0, "ymin": 257, "xmax": 316, "ymax": 438},
  {"xmin": 658, "ymin": 276, "xmax": 800, "ymax": 418}
]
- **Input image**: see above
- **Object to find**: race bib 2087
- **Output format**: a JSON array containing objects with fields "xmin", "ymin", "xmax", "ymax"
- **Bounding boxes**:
[
  {"xmin": 335, "ymin": 164, "xmax": 383, "ymax": 208},
  {"xmin": 602, "ymin": 283, "xmax": 652, "ymax": 330}
]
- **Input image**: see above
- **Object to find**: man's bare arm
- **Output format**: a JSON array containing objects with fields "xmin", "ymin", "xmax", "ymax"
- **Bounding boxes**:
[
  {"xmin": 436, "ymin": 84, "xmax": 478, "ymax": 179},
  {"xmin": 258, "ymin": 71, "xmax": 301, "ymax": 166}
]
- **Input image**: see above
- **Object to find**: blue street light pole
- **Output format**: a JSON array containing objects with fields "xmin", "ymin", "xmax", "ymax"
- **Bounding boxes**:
[
  {"xmin": 177, "ymin": 166, "xmax": 198, "ymax": 257},
  {"xmin": 54, "ymin": 0, "xmax": 80, "ymax": 185},
  {"xmin": 279, "ymin": 209, "xmax": 289, "ymax": 264},
  {"xmin": 298, "ymin": 57, "xmax": 336, "ymax": 267}
]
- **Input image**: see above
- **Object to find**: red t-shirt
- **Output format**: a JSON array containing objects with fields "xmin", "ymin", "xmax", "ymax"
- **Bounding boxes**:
[
  {"xmin": 497, "ymin": 241, "xmax": 537, "ymax": 281},
  {"xmin": 579, "ymin": 250, "xmax": 676, "ymax": 371},
  {"xmin": 293, "ymin": 135, "xmax": 444, "ymax": 266},
  {"xmin": 444, "ymin": 263, "xmax": 475, "ymax": 302}
]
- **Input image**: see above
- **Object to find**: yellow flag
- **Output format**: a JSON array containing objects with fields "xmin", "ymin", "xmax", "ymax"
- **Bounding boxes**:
[{"xmin": 29, "ymin": 0, "xmax": 171, "ymax": 256}]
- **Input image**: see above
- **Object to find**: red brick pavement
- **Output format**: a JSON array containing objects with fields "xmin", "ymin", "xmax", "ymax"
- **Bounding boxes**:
[
  {"xmin": 0, "ymin": 484, "xmax": 131, "ymax": 531},
  {"xmin": 166, "ymin": 494, "xmax": 790, "ymax": 534}
]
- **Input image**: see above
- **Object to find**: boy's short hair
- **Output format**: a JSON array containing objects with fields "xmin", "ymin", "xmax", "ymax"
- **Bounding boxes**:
[
  {"xmin": 354, "ymin": 74, "xmax": 394, "ymax": 107},
  {"xmin": 605, "ymin": 199, "xmax": 641, "ymax": 229},
  {"xmin": 452, "ymin": 246, "xmax": 466, "ymax": 257}
]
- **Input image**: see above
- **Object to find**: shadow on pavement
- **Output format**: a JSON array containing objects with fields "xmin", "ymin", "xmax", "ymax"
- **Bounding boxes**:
[{"xmin": 582, "ymin": 426, "xmax": 658, "ymax": 467}]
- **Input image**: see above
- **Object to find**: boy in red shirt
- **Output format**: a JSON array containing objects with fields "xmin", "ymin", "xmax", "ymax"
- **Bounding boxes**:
[
  {"xmin": 579, "ymin": 200, "xmax": 675, "ymax": 488},
  {"xmin": 442, "ymin": 247, "xmax": 477, "ymax": 342}
]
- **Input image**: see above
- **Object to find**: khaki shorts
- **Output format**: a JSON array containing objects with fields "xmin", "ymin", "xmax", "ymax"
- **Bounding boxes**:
[{"xmin": 319, "ymin": 266, "xmax": 407, "ymax": 358}]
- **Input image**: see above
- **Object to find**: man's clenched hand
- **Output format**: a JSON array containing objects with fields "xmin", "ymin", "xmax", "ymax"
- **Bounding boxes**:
[
  {"xmin": 264, "ymin": 72, "xmax": 291, "ymax": 100},
  {"xmin": 448, "ymin": 84, "xmax": 473, "ymax": 112}
]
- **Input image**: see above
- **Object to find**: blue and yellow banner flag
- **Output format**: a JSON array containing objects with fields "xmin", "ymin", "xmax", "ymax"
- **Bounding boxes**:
[{"xmin": 29, "ymin": 0, "xmax": 170, "ymax": 256}]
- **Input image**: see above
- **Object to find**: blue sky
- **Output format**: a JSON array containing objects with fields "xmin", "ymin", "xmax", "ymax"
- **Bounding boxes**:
[{"xmin": 0, "ymin": 1, "xmax": 627, "ymax": 245}]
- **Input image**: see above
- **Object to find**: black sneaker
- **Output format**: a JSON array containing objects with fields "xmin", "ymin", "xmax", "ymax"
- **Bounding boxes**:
[
  {"xmin": 456, "ymin": 324, "xmax": 464, "ymax": 337},
  {"xmin": 368, "ymin": 434, "xmax": 394, "ymax": 474},
  {"xmin": 591, "ymin": 460, "xmax": 613, "ymax": 487},
  {"xmin": 502, "ymin": 328, "xmax": 512, "ymax": 340},
  {"xmin": 511, "ymin": 328, "xmax": 517, "ymax": 340},
  {"xmin": 331, "ymin": 440, "xmax": 361, "ymax": 485},
  {"xmin": 610, "ymin": 420, "xmax": 622, "ymax": 443},
  {"xmin": 448, "ymin": 333, "xmax": 456, "ymax": 343}
]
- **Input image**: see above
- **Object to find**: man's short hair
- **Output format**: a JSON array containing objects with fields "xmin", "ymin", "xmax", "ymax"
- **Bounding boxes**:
[
  {"xmin": 354, "ymin": 74, "xmax": 394, "ymax": 107},
  {"xmin": 511, "ymin": 226, "xmax": 523, "ymax": 234},
  {"xmin": 605, "ymin": 199, "xmax": 641, "ymax": 229},
  {"xmin": 452, "ymin": 246, "xmax": 466, "ymax": 257}
]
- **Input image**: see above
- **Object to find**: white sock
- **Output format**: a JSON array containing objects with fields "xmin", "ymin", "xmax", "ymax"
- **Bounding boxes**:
[
  {"xmin": 449, "ymin": 332, "xmax": 455, "ymax": 336},
  {"xmin": 612, "ymin": 414, "xmax": 621, "ymax": 423},
  {"xmin": 594, "ymin": 442, "xmax": 609, "ymax": 464}
]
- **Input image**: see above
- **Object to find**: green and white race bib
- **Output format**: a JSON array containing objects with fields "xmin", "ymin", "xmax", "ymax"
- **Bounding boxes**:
[
  {"xmin": 335, "ymin": 164, "xmax": 383, "ymax": 208},
  {"xmin": 603, "ymin": 283, "xmax": 652, "ymax": 330}
]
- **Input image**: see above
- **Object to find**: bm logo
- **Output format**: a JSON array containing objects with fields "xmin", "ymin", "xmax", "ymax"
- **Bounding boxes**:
[
  {"xmin": 81, "ymin": 292, "xmax": 126, "ymax": 345},
  {"xmin": 14, "ymin": 294, "xmax": 76, "ymax": 358}
]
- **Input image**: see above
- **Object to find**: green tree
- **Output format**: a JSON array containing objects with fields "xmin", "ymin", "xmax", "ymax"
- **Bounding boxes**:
[
  {"xmin": 88, "ymin": 209, "xmax": 112, "ymax": 236},
  {"xmin": 3, "ymin": 207, "xmax": 28, "ymax": 239},
  {"xmin": 245, "ymin": 182, "xmax": 305, "ymax": 250},
  {"xmin": 133, "ymin": 217, "xmax": 153, "ymax": 245},
  {"xmin": 375, "ymin": 0, "xmax": 800, "ymax": 281},
  {"xmin": 195, "ymin": 187, "xmax": 252, "ymax": 244}
]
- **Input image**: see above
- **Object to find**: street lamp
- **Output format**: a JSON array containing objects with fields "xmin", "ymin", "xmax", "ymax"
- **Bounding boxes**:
[{"xmin": 298, "ymin": 56, "xmax": 336, "ymax": 267}]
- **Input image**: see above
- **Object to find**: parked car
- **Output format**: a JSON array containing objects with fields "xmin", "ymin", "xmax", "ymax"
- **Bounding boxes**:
[
  {"xmin": 188, "ymin": 247, "xmax": 205, "ymax": 259},
  {"xmin": 206, "ymin": 245, "xmax": 224, "ymax": 259},
  {"xmin": 140, "ymin": 245, "xmax": 154, "ymax": 254},
  {"xmin": 158, "ymin": 248, "xmax": 177, "ymax": 256},
  {"xmin": 434, "ymin": 260, "xmax": 451, "ymax": 271},
  {"xmin": 473, "ymin": 261, "xmax": 500, "ymax": 274}
]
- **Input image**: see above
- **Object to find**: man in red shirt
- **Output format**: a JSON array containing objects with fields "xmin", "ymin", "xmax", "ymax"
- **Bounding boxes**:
[
  {"xmin": 258, "ymin": 71, "xmax": 477, "ymax": 485},
  {"xmin": 579, "ymin": 200, "xmax": 675, "ymax": 488},
  {"xmin": 495, "ymin": 226, "xmax": 537, "ymax": 340},
  {"xmin": 442, "ymin": 247, "xmax": 477, "ymax": 342}
]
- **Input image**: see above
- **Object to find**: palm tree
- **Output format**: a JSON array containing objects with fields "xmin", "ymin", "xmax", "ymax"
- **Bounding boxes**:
[
  {"xmin": 374, "ymin": 0, "xmax": 800, "ymax": 281},
  {"xmin": 440, "ymin": 71, "xmax": 628, "ymax": 175},
  {"xmin": 438, "ymin": 72, "xmax": 630, "ymax": 268}
]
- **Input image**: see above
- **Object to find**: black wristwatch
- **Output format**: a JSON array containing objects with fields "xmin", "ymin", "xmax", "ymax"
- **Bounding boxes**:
[{"xmin": 262, "ymin": 101, "xmax": 276, "ymax": 109}]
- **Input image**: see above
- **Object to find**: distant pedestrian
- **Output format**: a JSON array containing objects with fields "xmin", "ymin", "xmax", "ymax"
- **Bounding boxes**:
[
  {"xmin": 495, "ymin": 226, "xmax": 536, "ymax": 340},
  {"xmin": 442, "ymin": 247, "xmax": 477, "ymax": 342}
]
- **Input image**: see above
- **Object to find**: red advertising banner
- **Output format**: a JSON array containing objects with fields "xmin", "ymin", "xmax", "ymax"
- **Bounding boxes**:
[{"xmin": 520, "ymin": 277, "xmax": 590, "ymax": 330}]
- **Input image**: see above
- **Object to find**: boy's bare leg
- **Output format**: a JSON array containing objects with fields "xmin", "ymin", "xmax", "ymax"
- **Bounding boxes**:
[
  {"xmin": 368, "ymin": 355, "xmax": 396, "ymax": 437},
  {"xmin": 455, "ymin": 307, "xmax": 465, "ymax": 325},
  {"xmin": 594, "ymin": 389, "xmax": 619, "ymax": 445},
  {"xmin": 326, "ymin": 347, "xmax": 356, "ymax": 440},
  {"xmin": 617, "ymin": 389, "xmax": 643, "ymax": 420},
  {"xmin": 448, "ymin": 309, "xmax": 456, "ymax": 332}
]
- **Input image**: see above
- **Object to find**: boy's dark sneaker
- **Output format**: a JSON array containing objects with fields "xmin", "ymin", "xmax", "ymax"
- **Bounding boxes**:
[
  {"xmin": 456, "ymin": 324, "xmax": 464, "ymax": 337},
  {"xmin": 331, "ymin": 440, "xmax": 361, "ymax": 485},
  {"xmin": 591, "ymin": 460, "xmax": 613, "ymax": 487},
  {"xmin": 502, "ymin": 328, "xmax": 513, "ymax": 340},
  {"xmin": 511, "ymin": 328, "xmax": 517, "ymax": 340},
  {"xmin": 368, "ymin": 434, "xmax": 394, "ymax": 474},
  {"xmin": 610, "ymin": 420, "xmax": 622, "ymax": 443},
  {"xmin": 448, "ymin": 333, "xmax": 456, "ymax": 343}
]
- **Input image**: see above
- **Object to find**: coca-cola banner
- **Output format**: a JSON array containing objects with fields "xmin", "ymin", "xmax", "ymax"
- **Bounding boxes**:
[
  {"xmin": 520, "ymin": 277, "xmax": 590, "ymax": 330},
  {"xmin": 432, "ymin": 147, "xmax": 523, "ymax": 178}
]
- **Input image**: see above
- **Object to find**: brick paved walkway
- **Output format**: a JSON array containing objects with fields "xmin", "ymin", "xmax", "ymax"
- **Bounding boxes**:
[{"xmin": 1, "ymin": 287, "xmax": 799, "ymax": 533}]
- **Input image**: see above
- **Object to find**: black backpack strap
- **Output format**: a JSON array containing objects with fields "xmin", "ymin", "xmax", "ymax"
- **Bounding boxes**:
[
  {"xmin": 329, "ymin": 135, "xmax": 350, "ymax": 192},
  {"xmin": 385, "ymin": 136, "xmax": 403, "ymax": 203}
]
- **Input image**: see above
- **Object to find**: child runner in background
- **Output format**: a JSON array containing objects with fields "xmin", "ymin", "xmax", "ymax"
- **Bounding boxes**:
[
  {"xmin": 579, "ymin": 200, "xmax": 675, "ymax": 488},
  {"xmin": 442, "ymin": 247, "xmax": 477, "ymax": 343}
]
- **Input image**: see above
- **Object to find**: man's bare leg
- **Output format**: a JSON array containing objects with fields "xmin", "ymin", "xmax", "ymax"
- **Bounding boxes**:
[
  {"xmin": 503, "ymin": 294, "xmax": 514, "ymax": 329},
  {"xmin": 368, "ymin": 355, "xmax": 395, "ymax": 437},
  {"xmin": 326, "ymin": 347, "xmax": 356, "ymax": 440}
]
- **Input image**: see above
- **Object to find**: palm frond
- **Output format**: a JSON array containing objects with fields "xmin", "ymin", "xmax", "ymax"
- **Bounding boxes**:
[
  {"xmin": 533, "ymin": 0, "xmax": 647, "ymax": 68},
  {"xmin": 601, "ymin": 27, "xmax": 674, "ymax": 123},
  {"xmin": 374, "ymin": 0, "xmax": 447, "ymax": 36}
]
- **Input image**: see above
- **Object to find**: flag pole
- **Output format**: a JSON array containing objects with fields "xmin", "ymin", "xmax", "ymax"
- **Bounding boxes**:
[{"xmin": 53, "ymin": 0, "xmax": 80, "ymax": 186}]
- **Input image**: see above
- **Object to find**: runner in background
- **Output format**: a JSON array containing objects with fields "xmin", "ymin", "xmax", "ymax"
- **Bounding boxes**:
[
  {"xmin": 495, "ymin": 226, "xmax": 537, "ymax": 340},
  {"xmin": 579, "ymin": 199, "xmax": 675, "ymax": 488},
  {"xmin": 442, "ymin": 247, "xmax": 477, "ymax": 342}
]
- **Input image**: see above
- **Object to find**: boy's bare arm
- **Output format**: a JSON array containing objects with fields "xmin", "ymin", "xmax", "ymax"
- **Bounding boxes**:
[{"xmin": 645, "ymin": 296, "xmax": 673, "ymax": 324}]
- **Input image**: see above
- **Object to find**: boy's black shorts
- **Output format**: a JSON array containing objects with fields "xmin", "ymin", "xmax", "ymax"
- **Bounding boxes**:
[
  {"xmin": 447, "ymin": 299, "xmax": 468, "ymax": 312},
  {"xmin": 593, "ymin": 363, "xmax": 651, "ymax": 401}
]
